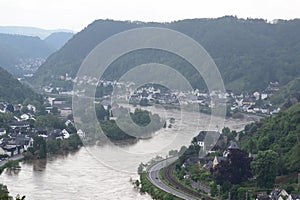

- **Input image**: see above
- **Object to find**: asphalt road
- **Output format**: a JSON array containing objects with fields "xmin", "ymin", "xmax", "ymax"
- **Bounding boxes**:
[
  {"xmin": 147, "ymin": 157, "xmax": 198, "ymax": 200},
  {"xmin": 0, "ymin": 154, "xmax": 24, "ymax": 167}
]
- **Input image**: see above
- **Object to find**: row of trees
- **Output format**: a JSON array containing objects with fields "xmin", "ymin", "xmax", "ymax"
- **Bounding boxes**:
[
  {"xmin": 96, "ymin": 104, "xmax": 164, "ymax": 140},
  {"xmin": 24, "ymin": 134, "xmax": 83, "ymax": 159}
]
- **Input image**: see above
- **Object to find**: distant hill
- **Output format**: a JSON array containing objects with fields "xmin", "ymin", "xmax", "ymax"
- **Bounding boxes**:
[
  {"xmin": 0, "ymin": 67, "xmax": 39, "ymax": 103},
  {"xmin": 31, "ymin": 17, "xmax": 300, "ymax": 93},
  {"xmin": 44, "ymin": 32, "xmax": 74, "ymax": 50},
  {"xmin": 0, "ymin": 26, "xmax": 73, "ymax": 39},
  {"xmin": 0, "ymin": 33, "xmax": 55, "ymax": 76}
]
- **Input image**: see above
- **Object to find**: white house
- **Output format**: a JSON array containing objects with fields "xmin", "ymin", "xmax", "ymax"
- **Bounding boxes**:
[
  {"xmin": 20, "ymin": 114, "xmax": 30, "ymax": 121},
  {"xmin": 253, "ymin": 92, "xmax": 260, "ymax": 100},
  {"xmin": 27, "ymin": 104, "xmax": 36, "ymax": 113},
  {"xmin": 77, "ymin": 129, "xmax": 85, "ymax": 139},
  {"xmin": 270, "ymin": 188, "xmax": 289, "ymax": 200},
  {"xmin": 65, "ymin": 120, "xmax": 73, "ymax": 127},
  {"xmin": 261, "ymin": 93, "xmax": 268, "ymax": 100},
  {"xmin": 0, "ymin": 128, "xmax": 6, "ymax": 136},
  {"xmin": 62, "ymin": 129, "xmax": 70, "ymax": 139},
  {"xmin": 194, "ymin": 131, "xmax": 206, "ymax": 149}
]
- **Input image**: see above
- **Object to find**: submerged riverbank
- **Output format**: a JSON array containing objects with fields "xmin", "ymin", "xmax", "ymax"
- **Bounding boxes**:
[{"xmin": 0, "ymin": 107, "xmax": 256, "ymax": 199}]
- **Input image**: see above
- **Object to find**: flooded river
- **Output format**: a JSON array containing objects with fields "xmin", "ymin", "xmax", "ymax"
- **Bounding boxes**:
[{"xmin": 0, "ymin": 107, "xmax": 257, "ymax": 199}]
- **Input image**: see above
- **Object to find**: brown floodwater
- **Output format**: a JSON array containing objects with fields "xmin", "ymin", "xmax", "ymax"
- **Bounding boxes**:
[{"xmin": 0, "ymin": 107, "xmax": 257, "ymax": 199}]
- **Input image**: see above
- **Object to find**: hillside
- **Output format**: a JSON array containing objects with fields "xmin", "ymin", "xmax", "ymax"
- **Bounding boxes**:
[
  {"xmin": 44, "ymin": 32, "xmax": 74, "ymax": 50},
  {"xmin": 0, "ymin": 33, "xmax": 54, "ymax": 76},
  {"xmin": 0, "ymin": 67, "xmax": 39, "ymax": 103},
  {"xmin": 271, "ymin": 76, "xmax": 300, "ymax": 106},
  {"xmin": 32, "ymin": 20, "xmax": 140, "ymax": 85},
  {"xmin": 31, "ymin": 16, "xmax": 300, "ymax": 93},
  {"xmin": 240, "ymin": 103, "xmax": 300, "ymax": 174}
]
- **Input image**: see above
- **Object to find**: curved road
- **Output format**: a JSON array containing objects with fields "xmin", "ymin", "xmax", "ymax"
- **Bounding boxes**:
[{"xmin": 147, "ymin": 157, "xmax": 198, "ymax": 200}]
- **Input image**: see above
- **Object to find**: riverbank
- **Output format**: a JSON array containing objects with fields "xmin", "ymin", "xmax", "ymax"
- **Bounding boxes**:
[
  {"xmin": 1, "ymin": 106, "xmax": 257, "ymax": 199},
  {"xmin": 0, "ymin": 154, "xmax": 24, "ymax": 174},
  {"xmin": 139, "ymin": 172, "xmax": 183, "ymax": 200},
  {"xmin": 0, "ymin": 154, "xmax": 23, "ymax": 168}
]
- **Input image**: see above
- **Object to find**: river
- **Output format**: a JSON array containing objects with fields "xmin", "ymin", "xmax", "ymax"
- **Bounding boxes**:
[{"xmin": 0, "ymin": 106, "xmax": 258, "ymax": 199}]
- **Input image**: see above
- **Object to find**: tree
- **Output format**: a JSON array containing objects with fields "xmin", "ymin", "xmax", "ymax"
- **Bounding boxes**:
[
  {"xmin": 139, "ymin": 98, "xmax": 149, "ymax": 106},
  {"xmin": 35, "ymin": 114, "xmax": 65, "ymax": 130},
  {"xmin": 0, "ymin": 184, "xmax": 12, "ymax": 200},
  {"xmin": 20, "ymin": 106, "xmax": 29, "ymax": 114},
  {"xmin": 6, "ymin": 104, "xmax": 14, "ymax": 113},
  {"xmin": 15, "ymin": 195, "xmax": 26, "ymax": 200},
  {"xmin": 210, "ymin": 182, "xmax": 218, "ymax": 197},
  {"xmin": 251, "ymin": 150, "xmax": 278, "ymax": 188},
  {"xmin": 213, "ymin": 148, "xmax": 252, "ymax": 184},
  {"xmin": 51, "ymin": 107, "xmax": 59, "ymax": 115},
  {"xmin": 95, "ymin": 104, "xmax": 108, "ymax": 120},
  {"xmin": 4, "ymin": 160, "xmax": 20, "ymax": 171},
  {"xmin": 33, "ymin": 136, "xmax": 47, "ymax": 159},
  {"xmin": 137, "ymin": 163, "xmax": 144, "ymax": 174},
  {"xmin": 46, "ymin": 139, "xmax": 60, "ymax": 154},
  {"xmin": 67, "ymin": 134, "xmax": 82, "ymax": 150}
]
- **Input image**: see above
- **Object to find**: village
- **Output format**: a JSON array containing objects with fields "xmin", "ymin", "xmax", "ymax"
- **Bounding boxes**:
[
  {"xmin": 42, "ymin": 73, "xmax": 282, "ymax": 116},
  {"xmin": 171, "ymin": 130, "xmax": 300, "ymax": 200},
  {"xmin": 0, "ymin": 97, "xmax": 84, "ymax": 163}
]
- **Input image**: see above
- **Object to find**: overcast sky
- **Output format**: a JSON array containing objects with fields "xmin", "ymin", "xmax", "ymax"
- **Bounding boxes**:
[{"xmin": 1, "ymin": 0, "xmax": 300, "ymax": 31}]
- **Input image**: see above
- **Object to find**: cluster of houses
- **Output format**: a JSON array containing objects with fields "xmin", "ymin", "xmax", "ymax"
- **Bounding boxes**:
[
  {"xmin": 0, "ymin": 120, "xmax": 76, "ymax": 158},
  {"xmin": 227, "ymin": 85, "xmax": 281, "ymax": 115},
  {"xmin": 128, "ymin": 86, "xmax": 180, "ymax": 105},
  {"xmin": 185, "ymin": 131, "xmax": 300, "ymax": 200},
  {"xmin": 0, "ymin": 99, "xmax": 84, "ymax": 159},
  {"xmin": 116, "ymin": 81, "xmax": 281, "ymax": 116},
  {"xmin": 256, "ymin": 188, "xmax": 300, "ymax": 200},
  {"xmin": 41, "ymin": 73, "xmax": 282, "ymax": 116},
  {"xmin": 16, "ymin": 57, "xmax": 46, "ymax": 77},
  {"xmin": 189, "ymin": 131, "xmax": 253, "ymax": 169},
  {"xmin": 45, "ymin": 97, "xmax": 72, "ymax": 118},
  {"xmin": 42, "ymin": 74, "xmax": 116, "ymax": 96}
]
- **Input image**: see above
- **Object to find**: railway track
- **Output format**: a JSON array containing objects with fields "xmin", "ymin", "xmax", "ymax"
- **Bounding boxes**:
[{"xmin": 163, "ymin": 163, "xmax": 214, "ymax": 200}]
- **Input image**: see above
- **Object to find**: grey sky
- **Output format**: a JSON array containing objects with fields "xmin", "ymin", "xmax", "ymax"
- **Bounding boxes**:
[{"xmin": 1, "ymin": 0, "xmax": 299, "ymax": 31}]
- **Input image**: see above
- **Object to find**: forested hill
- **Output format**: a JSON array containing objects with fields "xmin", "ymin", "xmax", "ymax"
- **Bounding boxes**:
[
  {"xmin": 32, "ymin": 16, "xmax": 300, "ymax": 93},
  {"xmin": 0, "ymin": 33, "xmax": 54, "ymax": 76},
  {"xmin": 44, "ymin": 32, "xmax": 74, "ymax": 50},
  {"xmin": 240, "ymin": 103, "xmax": 300, "ymax": 175},
  {"xmin": 0, "ymin": 67, "xmax": 39, "ymax": 103}
]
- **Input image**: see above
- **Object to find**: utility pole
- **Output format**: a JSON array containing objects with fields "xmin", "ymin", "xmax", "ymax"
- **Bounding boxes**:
[
  {"xmin": 228, "ymin": 192, "xmax": 231, "ymax": 200},
  {"xmin": 246, "ymin": 191, "xmax": 248, "ymax": 200}
]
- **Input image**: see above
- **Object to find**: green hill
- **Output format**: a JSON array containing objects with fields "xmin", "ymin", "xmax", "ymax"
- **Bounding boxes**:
[
  {"xmin": 0, "ymin": 33, "xmax": 54, "ymax": 76},
  {"xmin": 271, "ymin": 76, "xmax": 300, "ymax": 106},
  {"xmin": 0, "ymin": 67, "xmax": 39, "ymax": 103},
  {"xmin": 240, "ymin": 103, "xmax": 300, "ymax": 174},
  {"xmin": 32, "ymin": 17, "xmax": 300, "ymax": 93}
]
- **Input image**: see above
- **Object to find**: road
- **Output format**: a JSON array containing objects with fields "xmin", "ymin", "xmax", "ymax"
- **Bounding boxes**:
[
  {"xmin": 147, "ymin": 157, "xmax": 199, "ymax": 200},
  {"xmin": 0, "ymin": 154, "xmax": 24, "ymax": 168}
]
